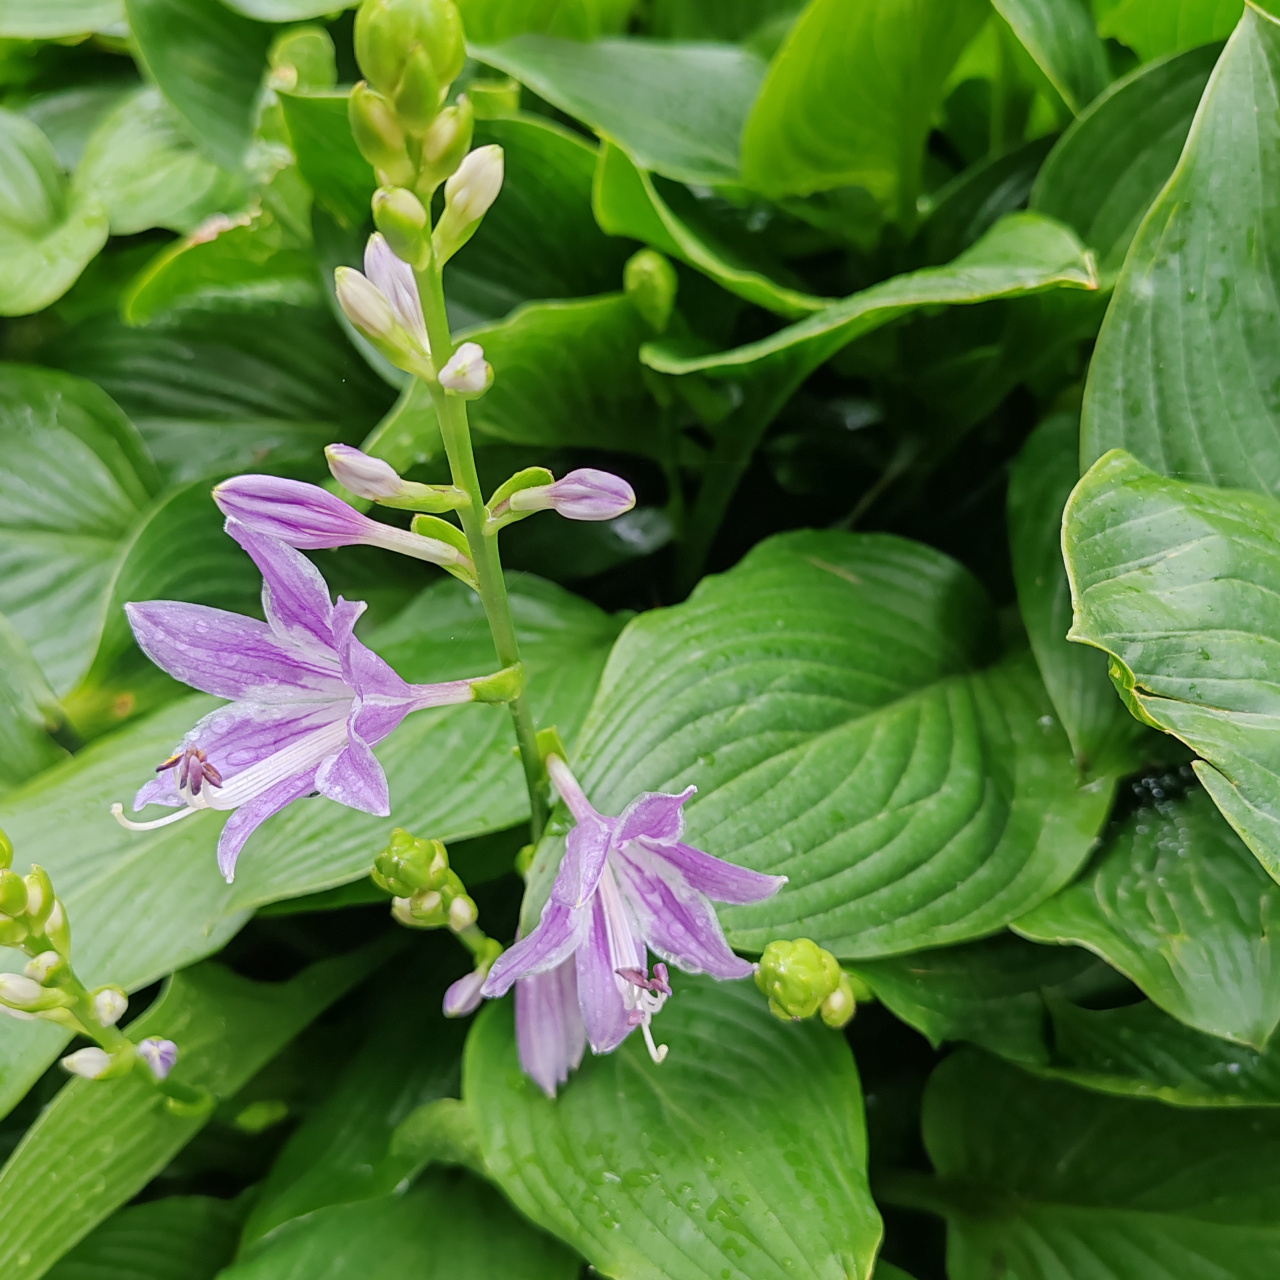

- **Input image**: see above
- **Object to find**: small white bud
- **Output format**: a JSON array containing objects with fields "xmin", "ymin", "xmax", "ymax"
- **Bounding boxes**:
[
  {"xmin": 0, "ymin": 972, "xmax": 45, "ymax": 1008},
  {"xmin": 448, "ymin": 895, "xmax": 477, "ymax": 932},
  {"xmin": 61, "ymin": 1047, "xmax": 114, "ymax": 1079},
  {"xmin": 92, "ymin": 987, "xmax": 128, "ymax": 1027},
  {"xmin": 325, "ymin": 444, "xmax": 406, "ymax": 500},
  {"xmin": 444, "ymin": 145, "xmax": 504, "ymax": 225},
  {"xmin": 24, "ymin": 951, "xmax": 60, "ymax": 983},
  {"xmin": 334, "ymin": 266, "xmax": 397, "ymax": 342},
  {"xmin": 22, "ymin": 876, "xmax": 45, "ymax": 920},
  {"xmin": 438, "ymin": 342, "xmax": 491, "ymax": 396}
]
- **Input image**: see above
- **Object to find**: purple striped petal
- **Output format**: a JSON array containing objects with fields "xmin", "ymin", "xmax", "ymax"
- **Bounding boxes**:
[
  {"xmin": 483, "ymin": 901, "xmax": 584, "ymax": 998},
  {"xmin": 575, "ymin": 868, "xmax": 644, "ymax": 1054},
  {"xmin": 331, "ymin": 597, "xmax": 411, "ymax": 705},
  {"xmin": 616, "ymin": 786, "xmax": 695, "ymax": 844},
  {"xmin": 614, "ymin": 845, "xmax": 753, "ymax": 980},
  {"xmin": 516, "ymin": 961, "xmax": 586, "ymax": 1098},
  {"xmin": 225, "ymin": 520, "xmax": 335, "ymax": 653},
  {"xmin": 132, "ymin": 773, "xmax": 181, "ymax": 811},
  {"xmin": 364, "ymin": 233, "xmax": 427, "ymax": 347},
  {"xmin": 125, "ymin": 602, "xmax": 346, "ymax": 703},
  {"xmin": 550, "ymin": 811, "xmax": 614, "ymax": 909},
  {"xmin": 214, "ymin": 475, "xmax": 383, "ymax": 550},
  {"xmin": 217, "ymin": 768, "xmax": 319, "ymax": 882},
  {"xmin": 638, "ymin": 838, "xmax": 787, "ymax": 905},
  {"xmin": 314, "ymin": 724, "xmax": 389, "ymax": 815}
]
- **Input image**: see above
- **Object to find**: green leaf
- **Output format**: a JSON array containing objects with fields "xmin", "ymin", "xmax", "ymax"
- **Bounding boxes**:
[
  {"xmin": 124, "ymin": 0, "xmax": 273, "ymax": 171},
  {"xmin": 466, "ymin": 974, "xmax": 882, "ymax": 1280},
  {"xmin": 471, "ymin": 35, "xmax": 767, "ymax": 185},
  {"xmin": 0, "ymin": 110, "xmax": 108, "ymax": 316},
  {"xmin": 0, "ymin": 0, "xmax": 123, "ymax": 37},
  {"xmin": 521, "ymin": 529, "xmax": 1112, "ymax": 957},
  {"xmin": 23, "ymin": 78, "xmax": 140, "ymax": 171},
  {"xmin": 592, "ymin": 140, "xmax": 828, "ymax": 318},
  {"xmin": 220, "ymin": 0, "xmax": 357, "ymax": 18},
  {"xmin": 1031, "ymin": 42, "xmax": 1220, "ymax": 275},
  {"xmin": 649, "ymin": 0, "xmax": 802, "ymax": 41},
  {"xmin": 75, "ymin": 87, "xmax": 249, "ymax": 236},
  {"xmin": 278, "ymin": 91, "xmax": 374, "ymax": 229},
  {"xmin": 0, "ymin": 365, "xmax": 160, "ymax": 695},
  {"xmin": 0, "ymin": 952, "xmax": 383, "ymax": 1280},
  {"xmin": 1080, "ymin": 6, "xmax": 1280, "ymax": 491},
  {"xmin": 739, "ymin": 0, "xmax": 988, "ymax": 216},
  {"xmin": 458, "ymin": 0, "xmax": 632, "ymax": 40},
  {"xmin": 0, "ymin": 574, "xmax": 620, "ymax": 1117},
  {"xmin": 0, "ymin": 615, "xmax": 68, "ymax": 793},
  {"xmin": 992, "ymin": 0, "xmax": 1111, "ymax": 113},
  {"xmin": 1008, "ymin": 411, "xmax": 1148, "ymax": 775},
  {"xmin": 1062, "ymin": 449, "xmax": 1280, "ymax": 885},
  {"xmin": 1097, "ymin": 0, "xmax": 1243, "ymax": 60},
  {"xmin": 46, "ymin": 1196, "xmax": 244, "ymax": 1280},
  {"xmin": 223, "ymin": 1170, "xmax": 580, "ymax": 1280},
  {"xmin": 1017, "ymin": 784, "xmax": 1280, "ymax": 1047},
  {"xmin": 849, "ymin": 933, "xmax": 1118, "ymax": 1064},
  {"xmin": 886, "ymin": 1048, "xmax": 1280, "ymax": 1280}
]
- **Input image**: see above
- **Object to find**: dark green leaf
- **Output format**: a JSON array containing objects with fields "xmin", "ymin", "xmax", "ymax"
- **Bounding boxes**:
[
  {"xmin": 0, "ymin": 615, "xmax": 68, "ymax": 793},
  {"xmin": 649, "ymin": 0, "xmax": 802, "ymax": 42},
  {"xmin": 1097, "ymin": 0, "xmax": 1243, "ymax": 60},
  {"xmin": 992, "ymin": 0, "xmax": 1111, "ymax": 113},
  {"xmin": 0, "ymin": 0, "xmax": 123, "ymax": 37},
  {"xmin": 458, "ymin": 0, "xmax": 632, "ymax": 40},
  {"xmin": 466, "ymin": 974, "xmax": 882, "ymax": 1280},
  {"xmin": 278, "ymin": 91, "xmax": 374, "ymax": 229}
]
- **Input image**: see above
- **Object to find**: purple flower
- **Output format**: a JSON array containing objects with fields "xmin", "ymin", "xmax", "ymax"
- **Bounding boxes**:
[
  {"xmin": 505, "ymin": 468, "xmax": 636, "ymax": 523},
  {"xmin": 213, "ymin": 475, "xmax": 473, "ymax": 578},
  {"xmin": 137, "ymin": 1037, "xmax": 178, "ymax": 1080},
  {"xmin": 111, "ymin": 521, "xmax": 480, "ymax": 882},
  {"xmin": 481, "ymin": 756, "xmax": 785, "ymax": 1096},
  {"xmin": 334, "ymin": 234, "xmax": 431, "ymax": 374},
  {"xmin": 325, "ymin": 444, "xmax": 407, "ymax": 501}
]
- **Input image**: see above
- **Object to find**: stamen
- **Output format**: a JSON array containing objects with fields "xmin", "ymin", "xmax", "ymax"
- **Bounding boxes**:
[
  {"xmin": 640, "ymin": 1021, "xmax": 668, "ymax": 1065},
  {"xmin": 110, "ymin": 802, "xmax": 199, "ymax": 832},
  {"xmin": 156, "ymin": 753, "xmax": 182, "ymax": 773}
]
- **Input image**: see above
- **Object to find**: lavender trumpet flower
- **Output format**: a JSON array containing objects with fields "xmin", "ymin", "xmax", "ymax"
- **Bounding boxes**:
[
  {"xmin": 111, "ymin": 521, "xmax": 486, "ymax": 881},
  {"xmin": 334, "ymin": 233, "xmax": 432, "ymax": 376},
  {"xmin": 494, "ymin": 469, "xmax": 636, "ymax": 525},
  {"xmin": 481, "ymin": 756, "xmax": 785, "ymax": 1096}
]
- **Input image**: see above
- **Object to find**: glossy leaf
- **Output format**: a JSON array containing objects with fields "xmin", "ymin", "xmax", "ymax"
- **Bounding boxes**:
[
  {"xmin": 23, "ymin": 79, "xmax": 140, "ymax": 171},
  {"xmin": 739, "ymin": 0, "xmax": 987, "ymax": 216},
  {"xmin": 1097, "ymin": 0, "xmax": 1244, "ymax": 60},
  {"xmin": 1018, "ymin": 785, "xmax": 1280, "ymax": 1047},
  {"xmin": 1031, "ymin": 43, "xmax": 1220, "ymax": 275},
  {"xmin": 223, "ymin": 1170, "xmax": 579, "ymax": 1280},
  {"xmin": 221, "ymin": 0, "xmax": 357, "ymax": 17},
  {"xmin": 458, "ymin": 0, "xmax": 632, "ymax": 40},
  {"xmin": 75, "ymin": 87, "xmax": 249, "ymax": 236},
  {"xmin": 649, "ymin": 0, "xmax": 802, "ymax": 41},
  {"xmin": 1063, "ymin": 450, "xmax": 1280, "ymax": 885},
  {"xmin": 0, "ymin": 615, "xmax": 67, "ymax": 793},
  {"xmin": 0, "ymin": 110, "xmax": 108, "ymax": 316},
  {"xmin": 888, "ymin": 1049, "xmax": 1280, "ymax": 1280},
  {"xmin": 471, "ymin": 35, "xmax": 766, "ymax": 185},
  {"xmin": 1081, "ymin": 6, "xmax": 1280, "ymax": 490},
  {"xmin": 278, "ymin": 91, "xmax": 374, "ymax": 228},
  {"xmin": 0, "ymin": 0, "xmax": 123, "ymax": 36},
  {"xmin": 992, "ymin": 0, "xmax": 1111, "ymax": 112},
  {"xmin": 466, "ymin": 974, "xmax": 882, "ymax": 1280},
  {"xmin": 124, "ymin": 0, "xmax": 273, "ymax": 171},
  {"xmin": 521, "ymin": 529, "xmax": 1112, "ymax": 957},
  {"xmin": 0, "ymin": 954, "xmax": 382, "ymax": 1280}
]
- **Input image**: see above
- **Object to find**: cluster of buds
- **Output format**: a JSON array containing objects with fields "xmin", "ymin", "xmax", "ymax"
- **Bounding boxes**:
[
  {"xmin": 0, "ymin": 829, "xmax": 181, "ymax": 1090},
  {"xmin": 754, "ymin": 938, "xmax": 858, "ymax": 1029}
]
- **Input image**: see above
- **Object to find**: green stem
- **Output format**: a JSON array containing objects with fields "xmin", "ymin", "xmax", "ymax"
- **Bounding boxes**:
[{"xmin": 415, "ymin": 256, "xmax": 548, "ymax": 841}]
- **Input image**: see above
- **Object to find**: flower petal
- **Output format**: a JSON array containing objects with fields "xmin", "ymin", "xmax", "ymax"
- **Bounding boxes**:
[
  {"xmin": 614, "ymin": 845, "xmax": 754, "ymax": 980},
  {"xmin": 314, "ymin": 720, "xmax": 390, "ymax": 815},
  {"xmin": 224, "ymin": 519, "xmax": 335, "ymax": 654},
  {"xmin": 443, "ymin": 969, "xmax": 487, "ymax": 1017},
  {"xmin": 215, "ymin": 475, "xmax": 381, "ymax": 550},
  {"xmin": 639, "ymin": 838, "xmax": 788, "ymax": 905},
  {"xmin": 216, "ymin": 768, "xmax": 318, "ymax": 882},
  {"xmin": 575, "ymin": 867, "xmax": 644, "ymax": 1054},
  {"xmin": 132, "ymin": 773, "xmax": 181, "ymax": 812},
  {"xmin": 482, "ymin": 901, "xmax": 584, "ymax": 997},
  {"xmin": 516, "ymin": 961, "xmax": 586, "ymax": 1098},
  {"xmin": 364, "ymin": 233, "xmax": 427, "ymax": 347},
  {"xmin": 550, "ymin": 810, "xmax": 614, "ymax": 909},
  {"xmin": 125, "ymin": 601, "xmax": 346, "ymax": 703},
  {"xmin": 615, "ymin": 786, "xmax": 695, "ymax": 844}
]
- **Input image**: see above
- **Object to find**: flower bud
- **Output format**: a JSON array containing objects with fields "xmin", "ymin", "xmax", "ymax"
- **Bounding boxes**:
[
  {"xmin": 0, "ymin": 827, "xmax": 12, "ymax": 870},
  {"xmin": 417, "ymin": 97, "xmax": 473, "ymax": 192},
  {"xmin": 434, "ymin": 146, "xmax": 504, "ymax": 263},
  {"xmin": 0, "ymin": 973, "xmax": 46, "ymax": 1008},
  {"xmin": 22, "ymin": 866, "xmax": 53, "ymax": 929},
  {"xmin": 43, "ymin": 898, "xmax": 70, "ymax": 957},
  {"xmin": 355, "ymin": 0, "xmax": 465, "ymax": 106},
  {"xmin": 447, "ymin": 893, "xmax": 477, "ymax": 932},
  {"xmin": 326, "ymin": 443, "xmax": 405, "ymax": 501},
  {"xmin": 24, "ymin": 951, "xmax": 61, "ymax": 983},
  {"xmin": 438, "ymin": 342, "xmax": 492, "ymax": 397},
  {"xmin": 442, "ymin": 968, "xmax": 486, "ymax": 1017},
  {"xmin": 754, "ymin": 938, "xmax": 842, "ymax": 1021},
  {"xmin": 625, "ymin": 249, "xmax": 679, "ymax": 333},
  {"xmin": 372, "ymin": 186, "xmax": 429, "ymax": 268},
  {"xmin": 137, "ymin": 1037, "xmax": 178, "ymax": 1080},
  {"xmin": 335, "ymin": 266, "xmax": 398, "ymax": 343},
  {"xmin": 92, "ymin": 986, "xmax": 129, "ymax": 1028},
  {"xmin": 508, "ymin": 469, "xmax": 636, "ymax": 522},
  {"xmin": 0, "ymin": 914, "xmax": 27, "ymax": 947},
  {"xmin": 348, "ymin": 83, "xmax": 415, "ymax": 187},
  {"xmin": 62, "ymin": 1047, "xmax": 116, "ymax": 1080},
  {"xmin": 0, "ymin": 868, "xmax": 26, "ymax": 916},
  {"xmin": 372, "ymin": 828, "xmax": 448, "ymax": 896}
]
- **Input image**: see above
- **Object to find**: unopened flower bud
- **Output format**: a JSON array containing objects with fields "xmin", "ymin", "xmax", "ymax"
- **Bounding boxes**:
[
  {"xmin": 755, "ymin": 938, "xmax": 842, "ymax": 1021},
  {"xmin": 373, "ymin": 829, "xmax": 449, "ymax": 896},
  {"xmin": 372, "ymin": 186, "xmax": 429, "ymax": 268},
  {"xmin": 508, "ymin": 468, "xmax": 636, "ymax": 522},
  {"xmin": 410, "ymin": 888, "xmax": 446, "ymax": 924},
  {"xmin": 0, "ymin": 973, "xmax": 45, "ymax": 1008},
  {"xmin": 335, "ymin": 266, "xmax": 397, "ymax": 343},
  {"xmin": 326, "ymin": 444, "xmax": 406, "ymax": 501},
  {"xmin": 23, "ymin": 866, "xmax": 53, "ymax": 928},
  {"xmin": 625, "ymin": 249, "xmax": 679, "ymax": 333},
  {"xmin": 24, "ymin": 951, "xmax": 61, "ymax": 983},
  {"xmin": 348, "ymin": 83, "xmax": 415, "ymax": 187},
  {"xmin": 43, "ymin": 898, "xmax": 70, "ymax": 956},
  {"xmin": 442, "ymin": 968, "xmax": 486, "ymax": 1017},
  {"xmin": 438, "ymin": 342, "xmax": 492, "ymax": 397},
  {"xmin": 447, "ymin": 894, "xmax": 477, "ymax": 932},
  {"xmin": 0, "ymin": 914, "xmax": 27, "ymax": 947},
  {"xmin": 0, "ymin": 827, "xmax": 12, "ymax": 870},
  {"xmin": 137, "ymin": 1037, "xmax": 178, "ymax": 1080},
  {"xmin": 0, "ymin": 868, "xmax": 26, "ymax": 916},
  {"xmin": 417, "ymin": 97, "xmax": 473, "ymax": 191},
  {"xmin": 92, "ymin": 986, "xmax": 129, "ymax": 1028},
  {"xmin": 820, "ymin": 972, "xmax": 856, "ymax": 1028},
  {"xmin": 434, "ymin": 145, "xmax": 504, "ymax": 263},
  {"xmin": 61, "ymin": 1047, "xmax": 116, "ymax": 1080},
  {"xmin": 355, "ymin": 0, "xmax": 464, "ymax": 106},
  {"xmin": 392, "ymin": 43, "xmax": 443, "ymax": 130}
]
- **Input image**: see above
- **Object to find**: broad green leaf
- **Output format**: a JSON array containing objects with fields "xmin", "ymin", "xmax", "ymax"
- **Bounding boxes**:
[
  {"xmin": 124, "ymin": 0, "xmax": 273, "ymax": 171},
  {"xmin": 471, "ymin": 35, "xmax": 766, "ymax": 185},
  {"xmin": 1062, "ymin": 450, "xmax": 1280, "ymax": 885},
  {"xmin": 0, "ymin": 0, "xmax": 123, "ymax": 36},
  {"xmin": 0, "ymin": 365, "xmax": 160, "ymax": 694},
  {"xmin": 1008, "ymin": 411, "xmax": 1147, "ymax": 774},
  {"xmin": 886, "ymin": 1048, "xmax": 1280, "ymax": 1280},
  {"xmin": 0, "ymin": 574, "xmax": 620, "ymax": 1116},
  {"xmin": 46, "ymin": 1196, "xmax": 244, "ymax": 1280},
  {"xmin": 0, "ymin": 953, "xmax": 382, "ymax": 1280},
  {"xmin": 24, "ymin": 78, "xmax": 140, "ymax": 171},
  {"xmin": 75, "ymin": 87, "xmax": 249, "ymax": 236},
  {"xmin": 221, "ymin": 0, "xmax": 357, "ymax": 17},
  {"xmin": 1097, "ymin": 0, "xmax": 1244, "ymax": 60},
  {"xmin": 593, "ymin": 141, "xmax": 828, "ymax": 318},
  {"xmin": 649, "ymin": 0, "xmax": 802, "ymax": 41},
  {"xmin": 466, "ymin": 974, "xmax": 882, "ymax": 1280},
  {"xmin": 1018, "ymin": 785, "xmax": 1280, "ymax": 1047},
  {"xmin": 1080, "ymin": 6, "xmax": 1280, "ymax": 490},
  {"xmin": 739, "ymin": 0, "xmax": 987, "ymax": 216},
  {"xmin": 223, "ymin": 1170, "xmax": 579, "ymax": 1280},
  {"xmin": 992, "ymin": 0, "xmax": 1111, "ymax": 112},
  {"xmin": 458, "ymin": 0, "xmax": 632, "ymax": 40},
  {"xmin": 1031, "ymin": 42, "xmax": 1220, "ymax": 275},
  {"xmin": 849, "ymin": 933, "xmax": 1118, "ymax": 1064},
  {"xmin": 0, "ymin": 615, "xmax": 68, "ymax": 793},
  {"xmin": 278, "ymin": 91, "xmax": 374, "ymax": 228},
  {"xmin": 521, "ymin": 529, "xmax": 1112, "ymax": 957},
  {"xmin": 0, "ymin": 110, "xmax": 108, "ymax": 316}
]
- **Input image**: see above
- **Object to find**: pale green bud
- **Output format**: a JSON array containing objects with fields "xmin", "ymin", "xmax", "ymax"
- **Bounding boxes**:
[
  {"xmin": 417, "ymin": 97, "xmax": 474, "ymax": 193},
  {"xmin": 348, "ymin": 83, "xmax": 415, "ymax": 187},
  {"xmin": 820, "ymin": 972, "xmax": 856, "ymax": 1028},
  {"xmin": 61, "ymin": 1047, "xmax": 115, "ymax": 1079},
  {"xmin": 92, "ymin": 986, "xmax": 128, "ymax": 1028},
  {"xmin": 335, "ymin": 266, "xmax": 398, "ymax": 343},
  {"xmin": 0, "ymin": 914, "xmax": 27, "ymax": 947},
  {"xmin": 448, "ymin": 894, "xmax": 477, "ymax": 932},
  {"xmin": 625, "ymin": 249, "xmax": 679, "ymax": 333},
  {"xmin": 433, "ymin": 146, "xmax": 504, "ymax": 264},
  {"xmin": 354, "ymin": 0, "xmax": 464, "ymax": 106},
  {"xmin": 43, "ymin": 898, "xmax": 71, "ymax": 957},
  {"xmin": 22, "ymin": 866, "xmax": 53, "ymax": 929},
  {"xmin": 0, "ymin": 868, "xmax": 26, "ymax": 916},
  {"xmin": 0, "ymin": 973, "xmax": 45, "ymax": 1008},
  {"xmin": 754, "ymin": 938, "xmax": 842, "ymax": 1021},
  {"xmin": 0, "ymin": 827, "xmax": 12, "ymax": 870},
  {"xmin": 24, "ymin": 951, "xmax": 61, "ymax": 983},
  {"xmin": 392, "ymin": 44, "xmax": 443, "ymax": 131},
  {"xmin": 373, "ymin": 828, "xmax": 449, "ymax": 896},
  {"xmin": 372, "ymin": 186, "xmax": 429, "ymax": 269}
]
